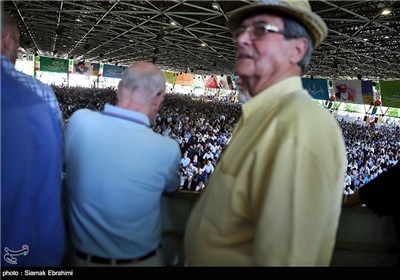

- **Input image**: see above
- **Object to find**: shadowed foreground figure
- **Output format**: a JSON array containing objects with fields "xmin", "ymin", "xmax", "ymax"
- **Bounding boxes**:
[{"xmin": 1, "ymin": 62, "xmax": 65, "ymax": 267}]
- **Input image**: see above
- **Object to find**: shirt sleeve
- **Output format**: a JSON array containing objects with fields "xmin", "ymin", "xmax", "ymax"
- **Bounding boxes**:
[{"xmin": 164, "ymin": 141, "xmax": 182, "ymax": 193}]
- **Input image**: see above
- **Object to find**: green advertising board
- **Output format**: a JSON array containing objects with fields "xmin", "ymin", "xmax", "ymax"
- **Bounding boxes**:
[
  {"xmin": 380, "ymin": 80, "xmax": 400, "ymax": 109},
  {"xmin": 39, "ymin": 56, "xmax": 69, "ymax": 73}
]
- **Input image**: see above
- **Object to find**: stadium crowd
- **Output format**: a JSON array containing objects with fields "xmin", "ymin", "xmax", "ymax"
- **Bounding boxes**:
[{"xmin": 53, "ymin": 86, "xmax": 400, "ymax": 195}]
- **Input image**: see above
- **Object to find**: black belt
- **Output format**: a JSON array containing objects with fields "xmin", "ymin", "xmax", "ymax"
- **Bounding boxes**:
[{"xmin": 75, "ymin": 249, "xmax": 157, "ymax": 265}]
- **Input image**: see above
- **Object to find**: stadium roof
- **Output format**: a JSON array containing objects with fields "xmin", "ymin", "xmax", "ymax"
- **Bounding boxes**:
[{"xmin": 3, "ymin": 0, "xmax": 400, "ymax": 80}]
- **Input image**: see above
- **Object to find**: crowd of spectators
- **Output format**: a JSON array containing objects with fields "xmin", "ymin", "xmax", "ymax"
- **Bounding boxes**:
[
  {"xmin": 54, "ymin": 86, "xmax": 117, "ymax": 121},
  {"xmin": 337, "ymin": 115, "xmax": 400, "ymax": 195},
  {"xmin": 53, "ymin": 86, "xmax": 400, "ymax": 195}
]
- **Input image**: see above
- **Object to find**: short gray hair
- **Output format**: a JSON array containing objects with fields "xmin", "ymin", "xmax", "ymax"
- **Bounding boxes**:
[
  {"xmin": 281, "ymin": 16, "xmax": 313, "ymax": 73},
  {"xmin": 120, "ymin": 66, "xmax": 165, "ymax": 101}
]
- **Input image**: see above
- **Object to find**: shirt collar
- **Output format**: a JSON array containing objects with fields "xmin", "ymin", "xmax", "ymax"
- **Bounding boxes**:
[
  {"xmin": 241, "ymin": 76, "xmax": 306, "ymax": 122},
  {"xmin": 103, "ymin": 103, "xmax": 150, "ymax": 127}
]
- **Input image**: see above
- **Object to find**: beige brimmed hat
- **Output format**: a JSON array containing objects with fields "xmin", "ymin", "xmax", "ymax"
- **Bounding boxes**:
[{"xmin": 227, "ymin": 0, "xmax": 328, "ymax": 48}]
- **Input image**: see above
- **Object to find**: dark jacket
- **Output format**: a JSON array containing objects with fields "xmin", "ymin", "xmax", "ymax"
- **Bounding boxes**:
[{"xmin": 358, "ymin": 163, "xmax": 400, "ymax": 242}]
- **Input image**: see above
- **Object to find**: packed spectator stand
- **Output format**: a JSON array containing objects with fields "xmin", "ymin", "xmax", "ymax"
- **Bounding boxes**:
[{"xmin": 54, "ymin": 86, "xmax": 400, "ymax": 195}]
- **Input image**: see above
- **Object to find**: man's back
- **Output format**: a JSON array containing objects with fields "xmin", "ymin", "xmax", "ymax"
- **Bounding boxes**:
[
  {"xmin": 1, "ymin": 68, "xmax": 65, "ymax": 266},
  {"xmin": 65, "ymin": 105, "xmax": 181, "ymax": 259}
]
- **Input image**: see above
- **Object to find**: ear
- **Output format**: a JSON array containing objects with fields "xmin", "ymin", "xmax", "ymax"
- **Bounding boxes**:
[
  {"xmin": 289, "ymin": 38, "xmax": 308, "ymax": 65},
  {"xmin": 1, "ymin": 32, "xmax": 13, "ymax": 54},
  {"xmin": 151, "ymin": 91, "xmax": 164, "ymax": 110},
  {"xmin": 116, "ymin": 81, "xmax": 124, "ymax": 99}
]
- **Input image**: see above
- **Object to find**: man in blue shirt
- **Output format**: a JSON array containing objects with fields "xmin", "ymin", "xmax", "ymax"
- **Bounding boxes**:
[
  {"xmin": 1, "ymin": 64, "xmax": 65, "ymax": 267},
  {"xmin": 66, "ymin": 62, "xmax": 181, "ymax": 266},
  {"xmin": 1, "ymin": 12, "xmax": 63, "ymax": 129}
]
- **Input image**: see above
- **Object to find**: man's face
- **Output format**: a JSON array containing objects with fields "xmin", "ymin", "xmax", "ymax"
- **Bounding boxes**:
[{"xmin": 233, "ymin": 14, "xmax": 295, "ymax": 94}]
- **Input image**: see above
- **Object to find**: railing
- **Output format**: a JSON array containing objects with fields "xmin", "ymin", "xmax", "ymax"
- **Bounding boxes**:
[
  {"xmin": 161, "ymin": 191, "xmax": 400, "ymax": 266},
  {"xmin": 161, "ymin": 190, "xmax": 201, "ymax": 266},
  {"xmin": 331, "ymin": 206, "xmax": 400, "ymax": 266}
]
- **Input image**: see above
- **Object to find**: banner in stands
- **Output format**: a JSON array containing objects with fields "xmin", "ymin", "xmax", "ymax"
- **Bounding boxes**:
[
  {"xmin": 175, "ymin": 73, "xmax": 194, "ymax": 86},
  {"xmin": 163, "ymin": 72, "xmax": 178, "ymax": 84},
  {"xmin": 301, "ymin": 78, "xmax": 329, "ymax": 100},
  {"xmin": 164, "ymin": 71, "xmax": 177, "ymax": 84},
  {"xmin": 204, "ymin": 75, "xmax": 218, "ymax": 89},
  {"xmin": 380, "ymin": 80, "xmax": 400, "ymax": 108},
  {"xmin": 215, "ymin": 74, "xmax": 235, "ymax": 90},
  {"xmin": 193, "ymin": 75, "xmax": 205, "ymax": 88},
  {"xmin": 102, "ymin": 64, "xmax": 127, "ymax": 79},
  {"xmin": 361, "ymin": 80, "xmax": 374, "ymax": 105},
  {"xmin": 39, "ymin": 57, "xmax": 68, "ymax": 73},
  {"xmin": 73, "ymin": 61, "xmax": 100, "ymax": 76},
  {"xmin": 333, "ymin": 80, "xmax": 363, "ymax": 104}
]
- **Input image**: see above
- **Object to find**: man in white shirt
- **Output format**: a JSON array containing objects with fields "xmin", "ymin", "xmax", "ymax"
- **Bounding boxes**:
[
  {"xmin": 203, "ymin": 160, "xmax": 214, "ymax": 176},
  {"xmin": 180, "ymin": 151, "xmax": 191, "ymax": 169}
]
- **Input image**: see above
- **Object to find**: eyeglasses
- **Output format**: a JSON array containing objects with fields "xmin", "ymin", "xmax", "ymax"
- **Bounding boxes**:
[{"xmin": 232, "ymin": 22, "xmax": 285, "ymax": 41}]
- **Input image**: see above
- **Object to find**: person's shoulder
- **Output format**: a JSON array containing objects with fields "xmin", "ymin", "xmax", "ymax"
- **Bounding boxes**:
[
  {"xmin": 2, "ymin": 72, "xmax": 59, "ymax": 139},
  {"xmin": 289, "ymin": 94, "xmax": 342, "ymax": 132},
  {"xmin": 154, "ymin": 133, "xmax": 181, "ymax": 151},
  {"xmin": 1, "ymin": 70, "xmax": 44, "ymax": 108},
  {"xmin": 161, "ymin": 134, "xmax": 180, "ymax": 148},
  {"xmin": 287, "ymin": 92, "xmax": 326, "ymax": 117},
  {"xmin": 18, "ymin": 71, "xmax": 52, "ymax": 89},
  {"xmin": 20, "ymin": 73, "xmax": 58, "ymax": 99},
  {"xmin": 68, "ymin": 108, "xmax": 99, "ymax": 125}
]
